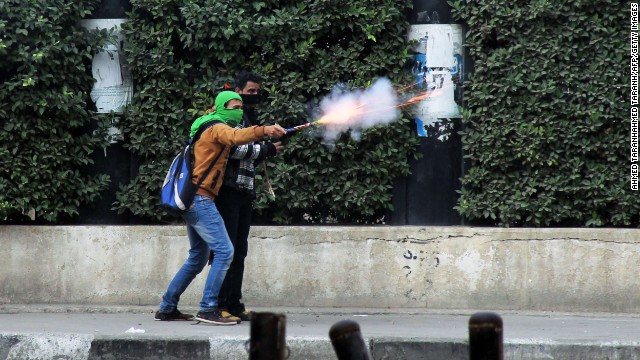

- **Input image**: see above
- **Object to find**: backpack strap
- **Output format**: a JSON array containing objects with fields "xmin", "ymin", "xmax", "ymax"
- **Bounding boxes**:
[
  {"xmin": 193, "ymin": 146, "xmax": 226, "ymax": 189},
  {"xmin": 191, "ymin": 120, "xmax": 222, "ymax": 144}
]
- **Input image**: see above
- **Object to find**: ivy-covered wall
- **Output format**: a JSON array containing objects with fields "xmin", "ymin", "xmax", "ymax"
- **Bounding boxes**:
[
  {"xmin": 451, "ymin": 0, "xmax": 636, "ymax": 226},
  {"xmin": 0, "ymin": 0, "xmax": 111, "ymax": 223},
  {"xmin": 2, "ymin": 0, "xmax": 635, "ymax": 227},
  {"xmin": 113, "ymin": 0, "xmax": 418, "ymax": 224}
]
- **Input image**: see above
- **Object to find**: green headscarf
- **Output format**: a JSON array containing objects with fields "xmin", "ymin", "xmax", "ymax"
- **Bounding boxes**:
[{"xmin": 190, "ymin": 91, "xmax": 244, "ymax": 138}]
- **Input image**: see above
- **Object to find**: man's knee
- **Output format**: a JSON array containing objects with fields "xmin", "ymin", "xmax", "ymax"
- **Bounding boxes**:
[
  {"xmin": 220, "ymin": 247, "xmax": 234, "ymax": 263},
  {"xmin": 196, "ymin": 256, "xmax": 209, "ymax": 271},
  {"xmin": 186, "ymin": 252, "xmax": 208, "ymax": 272}
]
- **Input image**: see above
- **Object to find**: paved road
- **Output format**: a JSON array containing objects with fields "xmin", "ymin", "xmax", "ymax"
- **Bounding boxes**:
[{"xmin": 1, "ymin": 306, "xmax": 640, "ymax": 359}]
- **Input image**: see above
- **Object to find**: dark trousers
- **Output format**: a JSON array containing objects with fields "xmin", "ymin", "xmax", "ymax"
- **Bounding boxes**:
[{"xmin": 215, "ymin": 185, "xmax": 253, "ymax": 313}]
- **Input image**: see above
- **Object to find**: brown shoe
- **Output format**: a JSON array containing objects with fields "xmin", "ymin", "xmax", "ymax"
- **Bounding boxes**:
[{"xmin": 220, "ymin": 310, "xmax": 242, "ymax": 324}]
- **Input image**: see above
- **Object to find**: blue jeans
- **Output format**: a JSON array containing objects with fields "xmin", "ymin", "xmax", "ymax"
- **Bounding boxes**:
[{"xmin": 159, "ymin": 195, "xmax": 234, "ymax": 312}]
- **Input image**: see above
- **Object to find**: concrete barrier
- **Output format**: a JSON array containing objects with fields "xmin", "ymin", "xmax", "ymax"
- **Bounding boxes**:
[{"xmin": 1, "ymin": 226, "xmax": 639, "ymax": 312}]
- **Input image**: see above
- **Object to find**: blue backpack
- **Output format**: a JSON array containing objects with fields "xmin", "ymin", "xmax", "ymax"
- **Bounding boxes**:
[{"xmin": 160, "ymin": 121, "xmax": 223, "ymax": 214}]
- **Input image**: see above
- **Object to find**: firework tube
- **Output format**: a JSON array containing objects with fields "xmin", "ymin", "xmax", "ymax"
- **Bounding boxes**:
[{"xmin": 284, "ymin": 122, "xmax": 313, "ymax": 134}]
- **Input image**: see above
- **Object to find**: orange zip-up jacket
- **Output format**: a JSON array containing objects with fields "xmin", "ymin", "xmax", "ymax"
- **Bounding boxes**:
[{"xmin": 193, "ymin": 123, "xmax": 267, "ymax": 200}]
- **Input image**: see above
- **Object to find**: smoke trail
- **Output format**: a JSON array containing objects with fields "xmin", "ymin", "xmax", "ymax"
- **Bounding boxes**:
[{"xmin": 315, "ymin": 77, "xmax": 401, "ymax": 144}]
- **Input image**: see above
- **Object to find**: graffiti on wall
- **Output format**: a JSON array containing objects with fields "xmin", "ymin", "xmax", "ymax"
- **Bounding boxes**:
[
  {"xmin": 408, "ymin": 24, "xmax": 464, "ymax": 138},
  {"xmin": 80, "ymin": 19, "xmax": 132, "ymax": 116}
]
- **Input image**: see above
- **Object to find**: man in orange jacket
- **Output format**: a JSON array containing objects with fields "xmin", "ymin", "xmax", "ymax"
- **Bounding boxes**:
[{"xmin": 155, "ymin": 91, "xmax": 285, "ymax": 325}]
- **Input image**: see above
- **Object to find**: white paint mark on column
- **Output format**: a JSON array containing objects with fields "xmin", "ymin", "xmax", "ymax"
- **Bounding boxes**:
[{"xmin": 454, "ymin": 250, "xmax": 485, "ymax": 291}]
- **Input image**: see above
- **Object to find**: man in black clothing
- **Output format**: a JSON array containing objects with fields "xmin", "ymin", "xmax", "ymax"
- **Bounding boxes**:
[{"xmin": 215, "ymin": 71, "xmax": 283, "ymax": 322}]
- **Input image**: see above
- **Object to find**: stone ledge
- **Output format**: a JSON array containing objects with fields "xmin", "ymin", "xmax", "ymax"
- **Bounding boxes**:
[{"xmin": 1, "ymin": 226, "xmax": 639, "ymax": 312}]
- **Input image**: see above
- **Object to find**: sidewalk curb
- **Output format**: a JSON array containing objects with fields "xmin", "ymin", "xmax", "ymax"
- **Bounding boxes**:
[{"xmin": 3, "ymin": 333, "xmax": 640, "ymax": 360}]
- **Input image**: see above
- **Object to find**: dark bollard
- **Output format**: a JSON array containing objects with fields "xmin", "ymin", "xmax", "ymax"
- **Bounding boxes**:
[
  {"xmin": 329, "ymin": 320, "xmax": 372, "ymax": 360},
  {"xmin": 468, "ymin": 312, "xmax": 503, "ymax": 360},
  {"xmin": 248, "ymin": 312, "xmax": 287, "ymax": 360}
]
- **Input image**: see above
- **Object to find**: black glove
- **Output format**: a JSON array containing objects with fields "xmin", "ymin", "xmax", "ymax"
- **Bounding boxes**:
[
  {"xmin": 279, "ymin": 131, "xmax": 296, "ymax": 145},
  {"xmin": 264, "ymin": 142, "xmax": 277, "ymax": 157}
]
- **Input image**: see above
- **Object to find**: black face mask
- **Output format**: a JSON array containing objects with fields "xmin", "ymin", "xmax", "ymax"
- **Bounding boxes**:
[{"xmin": 239, "ymin": 93, "xmax": 264, "ymax": 106}]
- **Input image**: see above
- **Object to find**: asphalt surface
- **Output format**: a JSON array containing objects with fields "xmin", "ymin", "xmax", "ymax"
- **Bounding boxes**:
[
  {"xmin": 1, "ymin": 305, "xmax": 640, "ymax": 341},
  {"xmin": 2, "ymin": 306, "xmax": 640, "ymax": 359}
]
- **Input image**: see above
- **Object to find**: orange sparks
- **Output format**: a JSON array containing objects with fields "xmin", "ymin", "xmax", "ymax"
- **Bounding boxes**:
[
  {"xmin": 395, "ymin": 78, "xmax": 425, "ymax": 93},
  {"xmin": 403, "ymin": 94, "xmax": 431, "ymax": 105},
  {"xmin": 399, "ymin": 89, "xmax": 445, "ymax": 107}
]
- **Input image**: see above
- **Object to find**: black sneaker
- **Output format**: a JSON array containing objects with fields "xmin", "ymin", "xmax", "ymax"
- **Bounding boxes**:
[
  {"xmin": 155, "ymin": 309, "xmax": 194, "ymax": 321},
  {"xmin": 195, "ymin": 310, "xmax": 238, "ymax": 325},
  {"xmin": 232, "ymin": 309, "xmax": 255, "ymax": 322}
]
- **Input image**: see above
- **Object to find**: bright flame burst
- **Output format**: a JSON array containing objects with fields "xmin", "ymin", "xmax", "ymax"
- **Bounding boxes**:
[
  {"xmin": 308, "ymin": 78, "xmax": 447, "ymax": 132},
  {"xmin": 316, "ymin": 104, "xmax": 366, "ymax": 125},
  {"xmin": 314, "ymin": 90, "xmax": 444, "ymax": 127}
]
